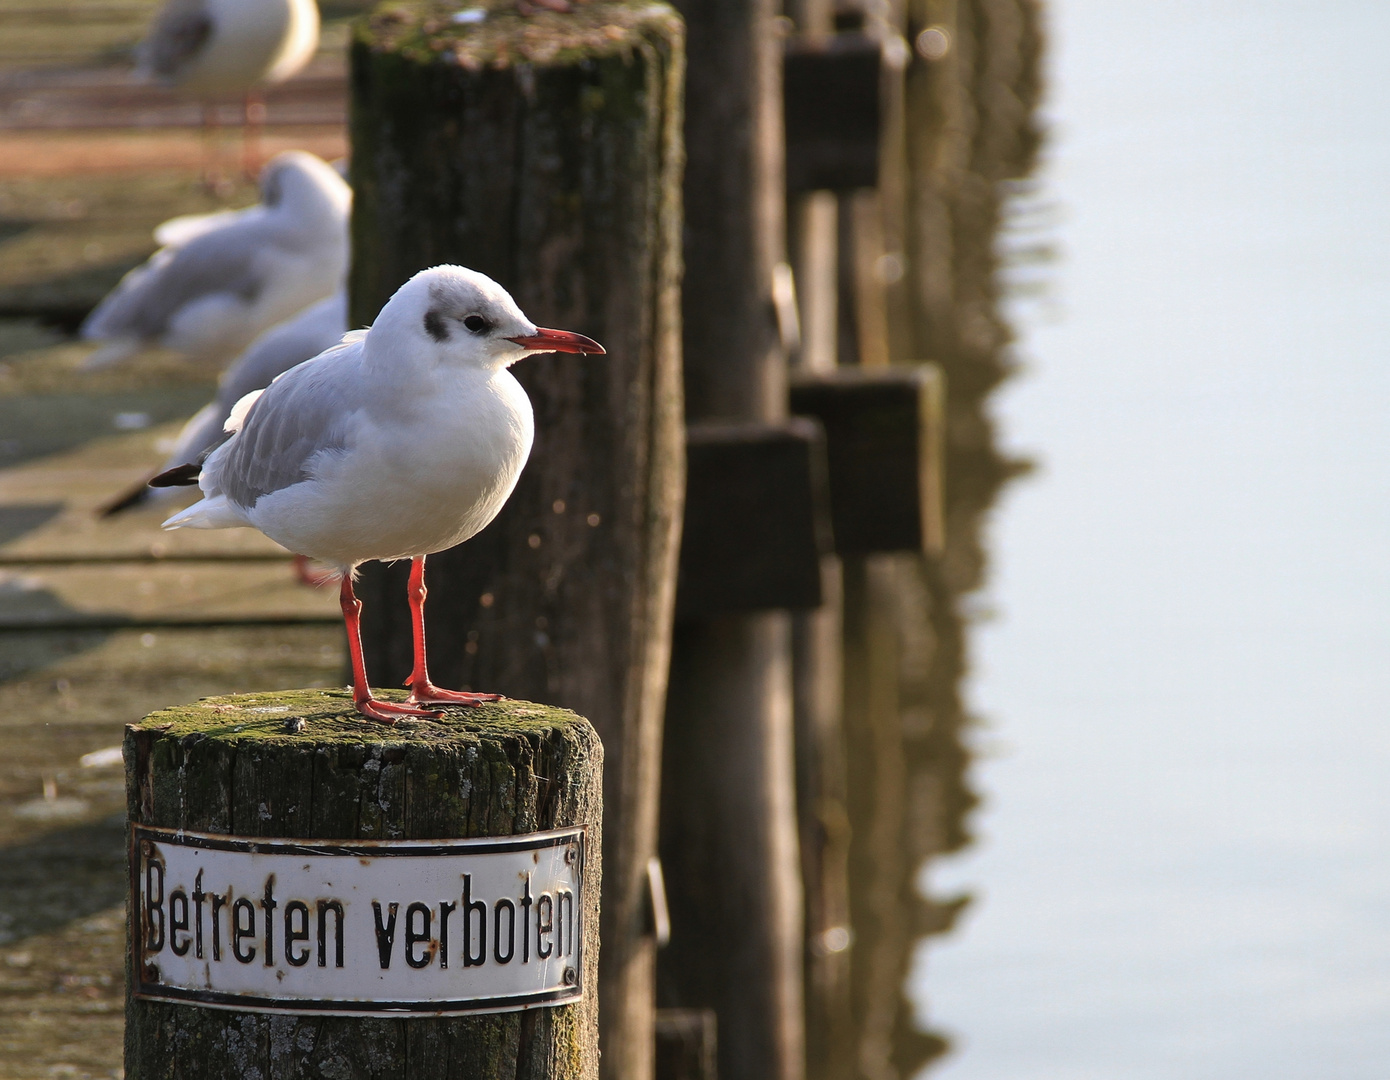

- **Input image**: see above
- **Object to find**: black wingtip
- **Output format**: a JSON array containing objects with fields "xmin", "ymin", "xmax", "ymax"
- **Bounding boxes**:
[
  {"xmin": 98, "ymin": 479, "xmax": 153, "ymax": 518},
  {"xmin": 149, "ymin": 463, "xmax": 201, "ymax": 488}
]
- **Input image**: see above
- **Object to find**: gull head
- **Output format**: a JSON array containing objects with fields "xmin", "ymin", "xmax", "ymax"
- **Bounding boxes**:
[
  {"xmin": 375, "ymin": 265, "xmax": 605, "ymax": 372},
  {"xmin": 259, "ymin": 151, "xmax": 352, "ymax": 217}
]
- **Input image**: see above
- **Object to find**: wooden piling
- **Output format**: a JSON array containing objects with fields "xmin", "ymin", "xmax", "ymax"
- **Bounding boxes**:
[
  {"xmin": 123, "ymin": 690, "xmax": 603, "ymax": 1079},
  {"xmin": 658, "ymin": 0, "xmax": 806, "ymax": 1075},
  {"xmin": 348, "ymin": 7, "xmax": 685, "ymax": 1080}
]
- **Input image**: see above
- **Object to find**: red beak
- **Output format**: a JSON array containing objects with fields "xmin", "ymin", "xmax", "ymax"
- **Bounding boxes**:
[{"xmin": 507, "ymin": 327, "xmax": 606, "ymax": 354}]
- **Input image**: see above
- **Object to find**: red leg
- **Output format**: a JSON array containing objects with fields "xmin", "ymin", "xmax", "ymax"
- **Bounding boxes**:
[
  {"xmin": 201, "ymin": 102, "xmax": 225, "ymax": 193},
  {"xmin": 242, "ymin": 92, "xmax": 266, "ymax": 180},
  {"xmin": 340, "ymin": 573, "xmax": 442, "ymax": 723},
  {"xmin": 405, "ymin": 555, "xmax": 503, "ymax": 707}
]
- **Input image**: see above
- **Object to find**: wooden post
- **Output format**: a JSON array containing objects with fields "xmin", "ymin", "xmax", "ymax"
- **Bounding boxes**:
[
  {"xmin": 123, "ymin": 690, "xmax": 603, "ymax": 1079},
  {"xmin": 654, "ymin": 1009, "xmax": 718, "ymax": 1080},
  {"xmin": 349, "ymin": 7, "xmax": 685, "ymax": 1080},
  {"xmin": 658, "ymin": 0, "xmax": 806, "ymax": 1077}
]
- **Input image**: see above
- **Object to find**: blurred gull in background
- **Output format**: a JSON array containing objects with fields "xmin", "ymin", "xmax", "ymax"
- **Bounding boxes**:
[
  {"xmin": 100, "ymin": 291, "xmax": 349, "ymax": 516},
  {"xmin": 138, "ymin": 0, "xmax": 321, "ymax": 175},
  {"xmin": 79, "ymin": 150, "xmax": 349, "ymax": 370}
]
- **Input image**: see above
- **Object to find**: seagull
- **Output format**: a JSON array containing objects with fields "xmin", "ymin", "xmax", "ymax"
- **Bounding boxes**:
[
  {"xmin": 79, "ymin": 151, "xmax": 349, "ymax": 370},
  {"xmin": 138, "ymin": 0, "xmax": 321, "ymax": 177},
  {"xmin": 151, "ymin": 265, "xmax": 605, "ymax": 723},
  {"xmin": 99, "ymin": 291, "xmax": 348, "ymax": 516}
]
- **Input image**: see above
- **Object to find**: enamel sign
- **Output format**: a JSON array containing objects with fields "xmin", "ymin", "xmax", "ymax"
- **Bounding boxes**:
[{"xmin": 130, "ymin": 824, "xmax": 586, "ymax": 1016}]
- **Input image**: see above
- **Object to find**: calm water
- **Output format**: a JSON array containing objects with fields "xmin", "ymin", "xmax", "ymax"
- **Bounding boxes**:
[{"xmin": 918, "ymin": 2, "xmax": 1390, "ymax": 1077}]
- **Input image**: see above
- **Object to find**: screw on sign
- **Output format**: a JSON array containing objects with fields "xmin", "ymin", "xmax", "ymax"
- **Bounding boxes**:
[{"xmin": 132, "ymin": 826, "xmax": 586, "ymax": 1016}]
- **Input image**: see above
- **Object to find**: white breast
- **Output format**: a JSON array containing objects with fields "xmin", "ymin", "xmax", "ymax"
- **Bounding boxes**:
[{"xmin": 247, "ymin": 367, "xmax": 536, "ymax": 568}]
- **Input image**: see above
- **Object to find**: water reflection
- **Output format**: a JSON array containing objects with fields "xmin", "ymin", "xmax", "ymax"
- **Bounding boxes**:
[
  {"xmin": 925, "ymin": 2, "xmax": 1390, "ymax": 1077},
  {"xmin": 830, "ymin": 0, "xmax": 1047, "ymax": 1073}
]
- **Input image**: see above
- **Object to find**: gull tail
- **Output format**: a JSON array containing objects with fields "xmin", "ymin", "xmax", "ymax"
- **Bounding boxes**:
[{"xmin": 162, "ymin": 495, "xmax": 249, "ymax": 531}]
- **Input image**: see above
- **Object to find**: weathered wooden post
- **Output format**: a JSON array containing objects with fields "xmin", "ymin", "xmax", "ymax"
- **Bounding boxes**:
[
  {"xmin": 348, "ymin": 7, "xmax": 685, "ymax": 1080},
  {"xmin": 657, "ymin": 0, "xmax": 808, "ymax": 1075},
  {"xmin": 124, "ymin": 690, "xmax": 602, "ymax": 1078}
]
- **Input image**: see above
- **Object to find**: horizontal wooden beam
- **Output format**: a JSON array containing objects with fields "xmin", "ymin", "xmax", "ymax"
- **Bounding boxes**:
[
  {"xmin": 790, "ymin": 365, "xmax": 945, "ymax": 556},
  {"xmin": 676, "ymin": 420, "xmax": 832, "ymax": 619},
  {"xmin": 784, "ymin": 35, "xmax": 881, "ymax": 194}
]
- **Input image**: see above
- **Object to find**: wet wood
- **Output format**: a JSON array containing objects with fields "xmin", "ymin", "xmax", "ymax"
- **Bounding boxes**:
[
  {"xmin": 348, "ymin": 8, "xmax": 685, "ymax": 1080},
  {"xmin": 123, "ymin": 691, "xmax": 603, "ymax": 1080}
]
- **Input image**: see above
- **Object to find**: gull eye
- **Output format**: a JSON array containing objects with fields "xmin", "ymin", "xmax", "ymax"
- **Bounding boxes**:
[{"xmin": 463, "ymin": 315, "xmax": 490, "ymax": 334}]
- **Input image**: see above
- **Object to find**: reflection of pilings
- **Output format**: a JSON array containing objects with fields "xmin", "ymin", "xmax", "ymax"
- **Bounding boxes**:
[
  {"xmin": 792, "ymin": 558, "xmax": 854, "ymax": 1080},
  {"xmin": 837, "ymin": 0, "xmax": 1044, "ymax": 1075}
]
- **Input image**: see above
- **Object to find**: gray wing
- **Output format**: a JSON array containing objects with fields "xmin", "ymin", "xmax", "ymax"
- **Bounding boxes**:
[
  {"xmin": 81, "ymin": 221, "xmax": 264, "ymax": 342},
  {"xmin": 139, "ymin": 0, "xmax": 214, "ymax": 79},
  {"xmin": 208, "ymin": 337, "xmax": 364, "ymax": 510}
]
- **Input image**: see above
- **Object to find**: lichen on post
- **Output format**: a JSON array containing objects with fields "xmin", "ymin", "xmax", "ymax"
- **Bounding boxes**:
[{"xmin": 123, "ymin": 689, "xmax": 603, "ymax": 1080}]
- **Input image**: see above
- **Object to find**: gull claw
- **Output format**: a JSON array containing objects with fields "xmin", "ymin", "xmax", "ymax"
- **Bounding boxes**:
[
  {"xmin": 355, "ymin": 696, "xmax": 444, "ymax": 724},
  {"xmin": 407, "ymin": 683, "xmax": 504, "ymax": 708}
]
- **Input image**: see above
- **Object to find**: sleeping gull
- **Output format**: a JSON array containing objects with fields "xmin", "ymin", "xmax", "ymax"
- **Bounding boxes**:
[
  {"xmin": 100, "ymin": 290, "xmax": 348, "ymax": 516},
  {"xmin": 80, "ymin": 151, "xmax": 349, "ymax": 369},
  {"xmin": 151, "ymin": 265, "xmax": 605, "ymax": 723},
  {"xmin": 138, "ymin": 0, "xmax": 320, "ymax": 175}
]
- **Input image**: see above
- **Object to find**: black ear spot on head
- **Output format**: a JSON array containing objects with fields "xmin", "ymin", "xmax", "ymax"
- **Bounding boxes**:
[{"xmin": 423, "ymin": 309, "xmax": 449, "ymax": 342}]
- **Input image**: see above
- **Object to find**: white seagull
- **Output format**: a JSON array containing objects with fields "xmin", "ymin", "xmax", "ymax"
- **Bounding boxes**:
[
  {"xmin": 100, "ymin": 291, "xmax": 348, "ymax": 516},
  {"xmin": 151, "ymin": 265, "xmax": 605, "ymax": 723},
  {"xmin": 138, "ymin": 0, "xmax": 321, "ymax": 176},
  {"xmin": 80, "ymin": 151, "xmax": 350, "ymax": 369},
  {"xmin": 138, "ymin": 0, "xmax": 320, "ymax": 97}
]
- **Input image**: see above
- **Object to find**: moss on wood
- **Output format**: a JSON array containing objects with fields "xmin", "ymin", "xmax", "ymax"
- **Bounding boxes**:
[{"xmin": 359, "ymin": 0, "xmax": 683, "ymax": 70}]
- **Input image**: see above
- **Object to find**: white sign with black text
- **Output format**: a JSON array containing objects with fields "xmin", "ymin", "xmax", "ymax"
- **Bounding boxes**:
[{"xmin": 130, "ymin": 824, "xmax": 586, "ymax": 1017}]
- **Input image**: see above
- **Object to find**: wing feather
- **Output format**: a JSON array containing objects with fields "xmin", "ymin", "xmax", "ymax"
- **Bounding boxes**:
[
  {"xmin": 204, "ymin": 336, "xmax": 367, "ymax": 510},
  {"xmin": 81, "ymin": 221, "xmax": 265, "ymax": 342}
]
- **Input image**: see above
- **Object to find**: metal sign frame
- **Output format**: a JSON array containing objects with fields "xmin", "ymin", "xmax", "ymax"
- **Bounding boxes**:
[{"xmin": 129, "ymin": 823, "xmax": 587, "ymax": 1017}]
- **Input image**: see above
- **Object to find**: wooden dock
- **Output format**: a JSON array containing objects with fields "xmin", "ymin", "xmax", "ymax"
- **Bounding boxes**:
[{"xmin": 0, "ymin": 3, "xmax": 362, "ymax": 1075}]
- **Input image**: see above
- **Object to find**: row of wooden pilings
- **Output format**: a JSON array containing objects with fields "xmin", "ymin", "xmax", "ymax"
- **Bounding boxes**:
[{"xmin": 124, "ymin": 0, "xmax": 1044, "ymax": 1076}]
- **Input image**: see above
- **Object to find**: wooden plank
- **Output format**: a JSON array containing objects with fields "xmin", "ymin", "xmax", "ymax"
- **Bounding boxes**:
[
  {"xmin": 789, "ymin": 364, "xmax": 945, "ymax": 555},
  {"xmin": 0, "ymin": 561, "xmax": 337, "ymax": 628},
  {"xmin": 0, "ymin": 421, "xmax": 291, "ymax": 562},
  {"xmin": 675, "ymin": 420, "xmax": 832, "ymax": 619},
  {"xmin": 784, "ymin": 35, "xmax": 881, "ymax": 193}
]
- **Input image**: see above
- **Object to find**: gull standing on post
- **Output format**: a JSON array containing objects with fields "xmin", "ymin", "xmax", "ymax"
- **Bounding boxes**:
[
  {"xmin": 79, "ymin": 151, "xmax": 349, "ymax": 369},
  {"xmin": 152, "ymin": 265, "xmax": 606, "ymax": 723},
  {"xmin": 138, "ymin": 0, "xmax": 320, "ymax": 176}
]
